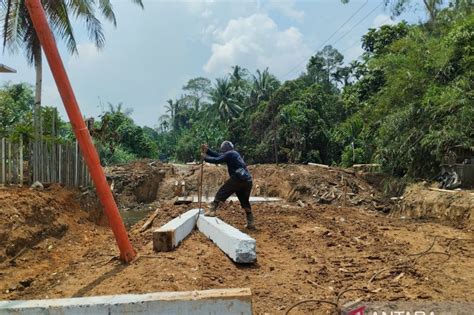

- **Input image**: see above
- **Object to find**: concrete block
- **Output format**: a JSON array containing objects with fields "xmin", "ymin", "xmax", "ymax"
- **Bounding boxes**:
[
  {"xmin": 153, "ymin": 208, "xmax": 201, "ymax": 252},
  {"xmin": 197, "ymin": 215, "xmax": 256, "ymax": 263},
  {"xmin": 0, "ymin": 288, "xmax": 253, "ymax": 315}
]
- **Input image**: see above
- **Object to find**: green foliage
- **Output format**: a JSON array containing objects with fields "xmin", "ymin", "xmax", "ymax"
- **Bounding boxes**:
[
  {"xmin": 93, "ymin": 104, "xmax": 158, "ymax": 164},
  {"xmin": 0, "ymin": 83, "xmax": 33, "ymax": 138},
  {"xmin": 100, "ymin": 144, "xmax": 138, "ymax": 165},
  {"xmin": 362, "ymin": 23, "xmax": 409, "ymax": 56},
  {"xmin": 2, "ymin": 2, "xmax": 470, "ymax": 180},
  {"xmin": 340, "ymin": 12, "xmax": 474, "ymax": 177}
]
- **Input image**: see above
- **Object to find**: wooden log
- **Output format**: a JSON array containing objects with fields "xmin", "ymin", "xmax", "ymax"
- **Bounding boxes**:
[
  {"xmin": 308, "ymin": 162, "xmax": 329, "ymax": 168},
  {"xmin": 140, "ymin": 207, "xmax": 161, "ymax": 232}
]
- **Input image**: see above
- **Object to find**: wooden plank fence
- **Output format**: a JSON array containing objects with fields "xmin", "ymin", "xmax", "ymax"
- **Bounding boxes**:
[
  {"xmin": 0, "ymin": 137, "xmax": 92, "ymax": 187},
  {"xmin": 0, "ymin": 138, "xmax": 23, "ymax": 186}
]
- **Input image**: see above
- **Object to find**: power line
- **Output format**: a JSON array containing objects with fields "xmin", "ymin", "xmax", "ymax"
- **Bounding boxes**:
[
  {"xmin": 280, "ymin": 0, "xmax": 369, "ymax": 80},
  {"xmin": 340, "ymin": 15, "xmax": 393, "ymax": 57},
  {"xmin": 331, "ymin": 1, "xmax": 385, "ymax": 47}
]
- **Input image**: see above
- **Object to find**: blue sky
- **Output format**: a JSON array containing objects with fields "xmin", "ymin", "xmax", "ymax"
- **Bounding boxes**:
[{"xmin": 0, "ymin": 0, "xmax": 428, "ymax": 127}]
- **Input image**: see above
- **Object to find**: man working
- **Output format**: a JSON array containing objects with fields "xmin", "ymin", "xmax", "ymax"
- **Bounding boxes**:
[{"xmin": 201, "ymin": 141, "xmax": 255, "ymax": 230}]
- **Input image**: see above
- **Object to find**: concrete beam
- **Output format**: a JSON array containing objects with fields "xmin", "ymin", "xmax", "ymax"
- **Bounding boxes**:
[
  {"xmin": 175, "ymin": 196, "xmax": 282, "ymax": 205},
  {"xmin": 153, "ymin": 208, "xmax": 201, "ymax": 252},
  {"xmin": 197, "ymin": 215, "xmax": 256, "ymax": 264},
  {"xmin": 0, "ymin": 288, "xmax": 253, "ymax": 315}
]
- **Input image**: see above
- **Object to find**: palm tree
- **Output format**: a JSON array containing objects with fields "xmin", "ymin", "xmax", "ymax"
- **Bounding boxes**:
[
  {"xmin": 1, "ymin": 0, "xmax": 143, "ymax": 140},
  {"xmin": 249, "ymin": 68, "xmax": 280, "ymax": 107},
  {"xmin": 107, "ymin": 102, "xmax": 133, "ymax": 116},
  {"xmin": 158, "ymin": 114, "xmax": 170, "ymax": 133},
  {"xmin": 230, "ymin": 65, "xmax": 248, "ymax": 89},
  {"xmin": 164, "ymin": 99, "xmax": 177, "ymax": 120},
  {"xmin": 209, "ymin": 77, "xmax": 242, "ymax": 122}
]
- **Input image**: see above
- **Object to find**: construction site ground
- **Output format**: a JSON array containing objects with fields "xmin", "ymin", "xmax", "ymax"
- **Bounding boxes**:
[{"xmin": 0, "ymin": 162, "xmax": 473, "ymax": 314}]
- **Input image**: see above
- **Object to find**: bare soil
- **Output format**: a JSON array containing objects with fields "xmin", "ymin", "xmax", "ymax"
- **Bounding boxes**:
[
  {"xmin": 392, "ymin": 183, "xmax": 474, "ymax": 229},
  {"xmin": 0, "ymin": 163, "xmax": 472, "ymax": 314}
]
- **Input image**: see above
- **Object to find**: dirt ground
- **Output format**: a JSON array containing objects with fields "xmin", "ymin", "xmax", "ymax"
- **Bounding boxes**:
[{"xmin": 0, "ymin": 163, "xmax": 473, "ymax": 314}]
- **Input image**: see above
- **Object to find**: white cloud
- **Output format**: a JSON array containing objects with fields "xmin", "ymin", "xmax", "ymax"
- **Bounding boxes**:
[
  {"xmin": 203, "ymin": 13, "xmax": 309, "ymax": 77},
  {"xmin": 185, "ymin": 0, "xmax": 216, "ymax": 17},
  {"xmin": 68, "ymin": 43, "xmax": 101, "ymax": 66},
  {"xmin": 267, "ymin": 0, "xmax": 304, "ymax": 21},
  {"xmin": 372, "ymin": 14, "xmax": 396, "ymax": 28}
]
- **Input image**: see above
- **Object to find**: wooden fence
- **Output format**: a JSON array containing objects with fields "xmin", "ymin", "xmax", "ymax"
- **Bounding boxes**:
[
  {"xmin": 0, "ymin": 138, "xmax": 23, "ymax": 186},
  {"xmin": 0, "ymin": 137, "xmax": 92, "ymax": 187}
]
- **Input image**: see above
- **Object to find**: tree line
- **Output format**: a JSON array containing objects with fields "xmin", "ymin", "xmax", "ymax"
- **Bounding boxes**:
[
  {"xmin": 1, "ymin": 0, "xmax": 472, "ymax": 180},
  {"xmin": 153, "ymin": 1, "xmax": 473, "ymax": 178}
]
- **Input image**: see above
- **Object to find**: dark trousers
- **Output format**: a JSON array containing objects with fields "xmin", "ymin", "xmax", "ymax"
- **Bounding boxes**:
[{"xmin": 214, "ymin": 177, "xmax": 253, "ymax": 210}]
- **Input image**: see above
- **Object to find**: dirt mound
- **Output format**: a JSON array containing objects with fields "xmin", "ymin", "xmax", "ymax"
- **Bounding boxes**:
[
  {"xmin": 0, "ymin": 185, "xmax": 96, "ymax": 260},
  {"xmin": 392, "ymin": 183, "xmax": 474, "ymax": 229},
  {"xmin": 172, "ymin": 163, "xmax": 387, "ymax": 210},
  {"xmin": 0, "ymin": 185, "xmax": 113, "ymax": 297},
  {"xmin": 105, "ymin": 160, "xmax": 174, "ymax": 208}
]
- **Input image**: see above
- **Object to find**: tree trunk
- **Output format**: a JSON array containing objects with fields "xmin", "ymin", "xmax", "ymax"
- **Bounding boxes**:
[
  {"xmin": 422, "ymin": 0, "xmax": 438, "ymax": 23},
  {"xmin": 33, "ymin": 47, "xmax": 42, "ymax": 182}
]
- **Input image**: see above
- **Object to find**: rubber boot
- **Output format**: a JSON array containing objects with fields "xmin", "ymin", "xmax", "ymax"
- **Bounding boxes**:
[
  {"xmin": 244, "ymin": 209, "xmax": 256, "ymax": 230},
  {"xmin": 204, "ymin": 201, "xmax": 218, "ymax": 217}
]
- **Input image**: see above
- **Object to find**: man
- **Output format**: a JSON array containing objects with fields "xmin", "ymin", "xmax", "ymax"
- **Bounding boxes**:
[{"xmin": 201, "ymin": 141, "xmax": 255, "ymax": 229}]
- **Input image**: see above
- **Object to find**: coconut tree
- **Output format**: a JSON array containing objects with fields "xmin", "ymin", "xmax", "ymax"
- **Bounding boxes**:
[
  {"xmin": 164, "ymin": 99, "xmax": 177, "ymax": 120},
  {"xmin": 249, "ymin": 68, "xmax": 280, "ymax": 108},
  {"xmin": 107, "ymin": 101, "xmax": 133, "ymax": 117},
  {"xmin": 209, "ymin": 77, "xmax": 242, "ymax": 122},
  {"xmin": 1, "ymin": 0, "xmax": 143, "ymax": 144}
]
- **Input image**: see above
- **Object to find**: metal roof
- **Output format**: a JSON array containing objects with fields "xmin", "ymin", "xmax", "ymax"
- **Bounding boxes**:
[{"xmin": 0, "ymin": 64, "xmax": 16, "ymax": 73}]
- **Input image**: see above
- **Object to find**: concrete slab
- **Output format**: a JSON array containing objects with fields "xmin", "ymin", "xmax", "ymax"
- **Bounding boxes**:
[
  {"xmin": 153, "ymin": 208, "xmax": 201, "ymax": 252},
  {"xmin": 197, "ymin": 215, "xmax": 256, "ymax": 264},
  {"xmin": 0, "ymin": 288, "xmax": 253, "ymax": 315},
  {"xmin": 175, "ymin": 196, "xmax": 282, "ymax": 205}
]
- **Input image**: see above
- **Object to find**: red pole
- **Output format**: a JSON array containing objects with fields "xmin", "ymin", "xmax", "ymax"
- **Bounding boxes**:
[{"xmin": 25, "ymin": 0, "xmax": 136, "ymax": 263}]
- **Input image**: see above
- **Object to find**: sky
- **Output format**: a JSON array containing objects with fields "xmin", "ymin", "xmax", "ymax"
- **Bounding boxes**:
[{"xmin": 0, "ymin": 0, "xmax": 429, "ymax": 127}]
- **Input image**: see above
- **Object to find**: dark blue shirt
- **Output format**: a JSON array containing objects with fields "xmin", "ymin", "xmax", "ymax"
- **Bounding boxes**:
[{"xmin": 204, "ymin": 149, "xmax": 252, "ymax": 181}]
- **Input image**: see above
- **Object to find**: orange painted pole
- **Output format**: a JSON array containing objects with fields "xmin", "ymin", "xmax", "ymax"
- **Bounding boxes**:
[{"xmin": 25, "ymin": 0, "xmax": 136, "ymax": 263}]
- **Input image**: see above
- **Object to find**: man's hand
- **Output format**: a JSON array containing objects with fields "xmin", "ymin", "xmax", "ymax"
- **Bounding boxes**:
[{"xmin": 201, "ymin": 143, "xmax": 208, "ymax": 153}]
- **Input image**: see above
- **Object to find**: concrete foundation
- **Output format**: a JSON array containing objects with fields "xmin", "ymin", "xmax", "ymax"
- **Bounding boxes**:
[
  {"xmin": 197, "ymin": 215, "xmax": 256, "ymax": 263},
  {"xmin": 0, "ymin": 288, "xmax": 253, "ymax": 315},
  {"xmin": 153, "ymin": 208, "xmax": 201, "ymax": 252}
]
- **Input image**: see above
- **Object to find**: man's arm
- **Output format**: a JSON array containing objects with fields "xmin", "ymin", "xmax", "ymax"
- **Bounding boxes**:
[
  {"xmin": 204, "ymin": 151, "xmax": 229, "ymax": 164},
  {"xmin": 206, "ymin": 148, "xmax": 220, "ymax": 157}
]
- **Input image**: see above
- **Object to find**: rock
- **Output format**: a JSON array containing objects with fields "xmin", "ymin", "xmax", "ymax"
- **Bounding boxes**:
[{"xmin": 30, "ymin": 181, "xmax": 44, "ymax": 191}]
